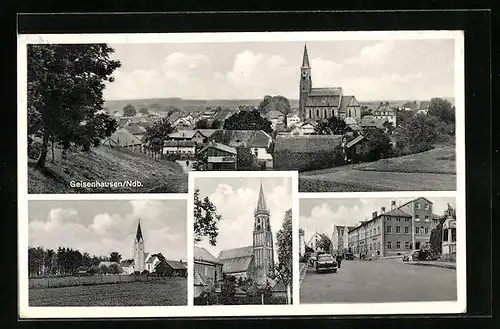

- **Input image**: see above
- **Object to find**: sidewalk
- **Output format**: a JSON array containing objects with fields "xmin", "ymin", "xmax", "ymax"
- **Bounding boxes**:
[
  {"xmin": 406, "ymin": 261, "xmax": 456, "ymax": 269},
  {"xmin": 299, "ymin": 262, "xmax": 308, "ymax": 284}
]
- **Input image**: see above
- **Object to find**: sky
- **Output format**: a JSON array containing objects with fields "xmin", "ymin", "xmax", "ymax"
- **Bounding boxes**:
[
  {"xmin": 103, "ymin": 38, "xmax": 455, "ymax": 101},
  {"xmin": 28, "ymin": 200, "xmax": 187, "ymax": 262},
  {"xmin": 194, "ymin": 176, "xmax": 292, "ymax": 260},
  {"xmin": 299, "ymin": 197, "xmax": 456, "ymax": 244}
]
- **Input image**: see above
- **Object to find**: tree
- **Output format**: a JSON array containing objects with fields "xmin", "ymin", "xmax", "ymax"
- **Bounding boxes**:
[
  {"xmin": 274, "ymin": 209, "xmax": 292, "ymax": 304},
  {"xmin": 257, "ymin": 95, "xmax": 292, "ymax": 127},
  {"xmin": 427, "ymin": 98, "xmax": 455, "ymax": 125},
  {"xmin": 108, "ymin": 263, "xmax": 121, "ymax": 274},
  {"xmin": 210, "ymin": 119, "xmax": 223, "ymax": 129},
  {"xmin": 358, "ymin": 128, "xmax": 393, "ymax": 161},
  {"xmin": 196, "ymin": 119, "xmax": 210, "ymax": 129},
  {"xmin": 402, "ymin": 114, "xmax": 438, "ymax": 153},
  {"xmin": 123, "ymin": 104, "xmax": 137, "ymax": 117},
  {"xmin": 314, "ymin": 116, "xmax": 348, "ymax": 135},
  {"xmin": 224, "ymin": 110, "xmax": 273, "ymax": 134},
  {"xmin": 396, "ymin": 109, "xmax": 417, "ymax": 127},
  {"xmin": 109, "ymin": 251, "xmax": 122, "ymax": 263},
  {"xmin": 139, "ymin": 107, "xmax": 149, "ymax": 115},
  {"xmin": 77, "ymin": 111, "xmax": 118, "ymax": 150},
  {"xmin": 27, "ymin": 44, "xmax": 121, "ymax": 167},
  {"xmin": 220, "ymin": 275, "xmax": 237, "ymax": 305},
  {"xmin": 316, "ymin": 234, "xmax": 332, "ymax": 252},
  {"xmin": 237, "ymin": 147, "xmax": 259, "ymax": 170},
  {"xmin": 193, "ymin": 188, "xmax": 222, "ymax": 246},
  {"xmin": 143, "ymin": 117, "xmax": 176, "ymax": 153}
]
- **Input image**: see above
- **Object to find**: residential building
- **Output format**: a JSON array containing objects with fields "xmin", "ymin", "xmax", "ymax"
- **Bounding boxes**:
[
  {"xmin": 194, "ymin": 246, "xmax": 223, "ymax": 297},
  {"xmin": 360, "ymin": 115, "xmax": 388, "ymax": 131},
  {"xmin": 397, "ymin": 197, "xmax": 435, "ymax": 250},
  {"xmin": 291, "ymin": 121, "xmax": 317, "ymax": 135},
  {"xmin": 216, "ymin": 130, "xmax": 274, "ymax": 169},
  {"xmin": 162, "ymin": 140, "xmax": 197, "ymax": 155},
  {"xmin": 299, "ymin": 44, "xmax": 361, "ymax": 122},
  {"xmin": 196, "ymin": 141, "xmax": 237, "ymax": 170},
  {"xmin": 102, "ymin": 128, "xmax": 143, "ymax": 151},
  {"xmin": 266, "ymin": 110, "xmax": 285, "ymax": 129},
  {"xmin": 306, "ymin": 232, "xmax": 324, "ymax": 252},
  {"xmin": 373, "ymin": 102, "xmax": 397, "ymax": 126},
  {"xmin": 145, "ymin": 254, "xmax": 161, "ymax": 273},
  {"xmin": 331, "ymin": 225, "xmax": 356, "ymax": 255},
  {"xmin": 287, "ymin": 113, "xmax": 301, "ymax": 128},
  {"xmin": 217, "ymin": 182, "xmax": 275, "ymax": 284},
  {"xmin": 167, "ymin": 130, "xmax": 198, "ymax": 141},
  {"xmin": 192, "ymin": 129, "xmax": 221, "ymax": 144},
  {"xmin": 120, "ymin": 260, "xmax": 134, "ymax": 275},
  {"xmin": 164, "ymin": 260, "xmax": 188, "ymax": 277}
]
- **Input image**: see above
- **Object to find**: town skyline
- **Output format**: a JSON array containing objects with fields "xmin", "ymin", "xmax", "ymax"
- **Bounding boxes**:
[
  {"xmin": 28, "ymin": 200, "xmax": 187, "ymax": 261},
  {"xmin": 299, "ymin": 197, "xmax": 456, "ymax": 243},
  {"xmin": 104, "ymin": 39, "xmax": 455, "ymax": 102},
  {"xmin": 194, "ymin": 177, "xmax": 292, "ymax": 260}
]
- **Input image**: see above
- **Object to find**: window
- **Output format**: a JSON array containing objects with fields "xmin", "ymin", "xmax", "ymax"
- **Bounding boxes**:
[
  {"xmin": 443, "ymin": 229, "xmax": 449, "ymax": 241},
  {"xmin": 316, "ymin": 109, "xmax": 320, "ymax": 117},
  {"xmin": 396, "ymin": 241, "xmax": 401, "ymax": 249},
  {"xmin": 387, "ymin": 226, "xmax": 392, "ymax": 233},
  {"xmin": 415, "ymin": 214, "xmax": 420, "ymax": 220},
  {"xmin": 396, "ymin": 217, "xmax": 400, "ymax": 222},
  {"xmin": 421, "ymin": 226, "xmax": 424, "ymax": 233},
  {"xmin": 387, "ymin": 242, "xmax": 392, "ymax": 249},
  {"xmin": 387, "ymin": 217, "xmax": 391, "ymax": 221},
  {"xmin": 425, "ymin": 204, "xmax": 430, "ymax": 210},
  {"xmin": 309, "ymin": 110, "xmax": 312, "ymax": 118},
  {"xmin": 370, "ymin": 244, "xmax": 372, "ymax": 250},
  {"xmin": 415, "ymin": 202, "xmax": 420, "ymax": 209},
  {"xmin": 405, "ymin": 241, "xmax": 410, "ymax": 249},
  {"xmin": 405, "ymin": 218, "xmax": 410, "ymax": 222},
  {"xmin": 425, "ymin": 215, "xmax": 430, "ymax": 220},
  {"xmin": 451, "ymin": 228, "xmax": 456, "ymax": 242},
  {"xmin": 377, "ymin": 227, "xmax": 380, "ymax": 234},
  {"xmin": 396, "ymin": 226, "xmax": 401, "ymax": 233},
  {"xmin": 404, "ymin": 227, "xmax": 409, "ymax": 234},
  {"xmin": 425, "ymin": 228, "xmax": 429, "ymax": 235},
  {"xmin": 416, "ymin": 227, "xmax": 420, "ymax": 234}
]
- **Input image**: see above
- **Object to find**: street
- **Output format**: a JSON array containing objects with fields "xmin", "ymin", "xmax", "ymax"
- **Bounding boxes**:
[{"xmin": 300, "ymin": 258, "xmax": 457, "ymax": 304}]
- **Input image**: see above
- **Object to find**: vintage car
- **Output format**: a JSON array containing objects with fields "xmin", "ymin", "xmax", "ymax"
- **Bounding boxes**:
[{"xmin": 315, "ymin": 254, "xmax": 338, "ymax": 273}]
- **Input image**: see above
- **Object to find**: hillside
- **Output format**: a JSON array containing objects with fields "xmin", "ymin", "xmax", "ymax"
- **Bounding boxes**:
[{"xmin": 28, "ymin": 147, "xmax": 188, "ymax": 194}]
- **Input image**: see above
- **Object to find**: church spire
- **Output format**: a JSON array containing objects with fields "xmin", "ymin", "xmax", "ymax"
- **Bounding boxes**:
[
  {"xmin": 135, "ymin": 219, "xmax": 144, "ymax": 242},
  {"xmin": 302, "ymin": 43, "xmax": 310, "ymax": 68},
  {"xmin": 256, "ymin": 181, "xmax": 268, "ymax": 213}
]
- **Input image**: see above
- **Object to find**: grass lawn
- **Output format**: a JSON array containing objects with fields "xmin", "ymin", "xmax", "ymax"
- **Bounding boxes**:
[
  {"xmin": 29, "ymin": 279, "xmax": 187, "ymax": 306},
  {"xmin": 28, "ymin": 146, "xmax": 188, "ymax": 194},
  {"xmin": 299, "ymin": 146, "xmax": 456, "ymax": 192}
]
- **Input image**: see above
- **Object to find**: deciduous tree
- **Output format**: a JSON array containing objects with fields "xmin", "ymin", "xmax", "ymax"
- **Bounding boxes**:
[
  {"xmin": 123, "ymin": 104, "xmax": 137, "ymax": 117},
  {"xmin": 193, "ymin": 188, "xmax": 222, "ymax": 246},
  {"xmin": 109, "ymin": 251, "xmax": 122, "ymax": 263},
  {"xmin": 314, "ymin": 116, "xmax": 348, "ymax": 135},
  {"xmin": 273, "ymin": 209, "xmax": 292, "ymax": 304},
  {"xmin": 143, "ymin": 117, "xmax": 176, "ymax": 153},
  {"xmin": 27, "ymin": 44, "xmax": 121, "ymax": 167},
  {"xmin": 427, "ymin": 98, "xmax": 455, "ymax": 125},
  {"xmin": 224, "ymin": 110, "xmax": 273, "ymax": 134}
]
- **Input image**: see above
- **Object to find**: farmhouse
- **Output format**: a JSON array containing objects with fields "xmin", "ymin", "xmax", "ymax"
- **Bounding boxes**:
[
  {"xmin": 164, "ymin": 260, "xmax": 188, "ymax": 277},
  {"xmin": 163, "ymin": 140, "xmax": 197, "ymax": 155},
  {"xmin": 287, "ymin": 113, "xmax": 301, "ymax": 128},
  {"xmin": 290, "ymin": 121, "xmax": 317, "ymax": 136},
  {"xmin": 197, "ymin": 141, "xmax": 237, "ymax": 170},
  {"xmin": 192, "ymin": 129, "xmax": 221, "ymax": 144},
  {"xmin": 102, "ymin": 128, "xmax": 143, "ymax": 151},
  {"xmin": 217, "ymin": 130, "xmax": 274, "ymax": 169},
  {"xmin": 373, "ymin": 102, "xmax": 397, "ymax": 126}
]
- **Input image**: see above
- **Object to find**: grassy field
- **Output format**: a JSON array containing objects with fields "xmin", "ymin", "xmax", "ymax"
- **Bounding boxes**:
[
  {"xmin": 28, "ymin": 146, "xmax": 188, "ymax": 194},
  {"xmin": 300, "ymin": 146, "xmax": 456, "ymax": 192},
  {"xmin": 29, "ymin": 275, "xmax": 164, "ymax": 289},
  {"xmin": 29, "ymin": 278, "xmax": 187, "ymax": 306}
]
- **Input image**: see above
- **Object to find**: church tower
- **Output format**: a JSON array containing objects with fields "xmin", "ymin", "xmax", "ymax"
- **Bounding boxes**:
[
  {"xmin": 299, "ymin": 43, "xmax": 312, "ymax": 120},
  {"xmin": 253, "ymin": 181, "xmax": 275, "ymax": 284},
  {"xmin": 133, "ymin": 219, "xmax": 145, "ymax": 273}
]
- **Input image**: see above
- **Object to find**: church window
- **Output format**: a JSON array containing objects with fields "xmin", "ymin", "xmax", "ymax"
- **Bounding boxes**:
[
  {"xmin": 324, "ymin": 109, "xmax": 327, "ymax": 118},
  {"xmin": 316, "ymin": 109, "xmax": 319, "ymax": 117},
  {"xmin": 309, "ymin": 110, "xmax": 312, "ymax": 118}
]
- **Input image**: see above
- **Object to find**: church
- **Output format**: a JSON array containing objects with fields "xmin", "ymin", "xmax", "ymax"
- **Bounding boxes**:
[
  {"xmin": 121, "ymin": 220, "xmax": 161, "ymax": 274},
  {"xmin": 299, "ymin": 44, "xmax": 362, "ymax": 123},
  {"xmin": 217, "ymin": 182, "xmax": 275, "ymax": 284}
]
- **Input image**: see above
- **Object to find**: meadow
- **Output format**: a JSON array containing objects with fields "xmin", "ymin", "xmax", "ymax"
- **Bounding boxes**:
[
  {"xmin": 29, "ymin": 278, "xmax": 188, "ymax": 306},
  {"xmin": 299, "ymin": 146, "xmax": 457, "ymax": 192}
]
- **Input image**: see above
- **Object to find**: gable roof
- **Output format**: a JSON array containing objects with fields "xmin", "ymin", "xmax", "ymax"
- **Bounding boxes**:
[
  {"xmin": 339, "ymin": 95, "xmax": 359, "ymax": 113},
  {"xmin": 374, "ymin": 102, "xmax": 396, "ymax": 115},
  {"xmin": 165, "ymin": 260, "xmax": 187, "ymax": 270},
  {"xmin": 125, "ymin": 124, "xmax": 147, "ymax": 135},
  {"xmin": 221, "ymin": 130, "xmax": 272, "ymax": 148},
  {"xmin": 195, "ymin": 129, "xmax": 220, "ymax": 138},
  {"xmin": 120, "ymin": 260, "xmax": 134, "ymax": 267},
  {"xmin": 194, "ymin": 246, "xmax": 223, "ymax": 265},
  {"xmin": 199, "ymin": 142, "xmax": 237, "ymax": 155},
  {"xmin": 194, "ymin": 272, "xmax": 207, "ymax": 286},
  {"xmin": 360, "ymin": 116, "xmax": 387, "ymax": 128},
  {"xmin": 344, "ymin": 117, "xmax": 358, "ymax": 125},
  {"xmin": 309, "ymin": 87, "xmax": 343, "ymax": 96},
  {"xmin": 218, "ymin": 246, "xmax": 253, "ymax": 260},
  {"xmin": 146, "ymin": 255, "xmax": 158, "ymax": 264},
  {"xmin": 345, "ymin": 134, "xmax": 365, "ymax": 148},
  {"xmin": 168, "ymin": 130, "xmax": 197, "ymax": 139},
  {"xmin": 397, "ymin": 197, "xmax": 434, "ymax": 210},
  {"xmin": 103, "ymin": 128, "xmax": 143, "ymax": 147},
  {"xmin": 219, "ymin": 255, "xmax": 254, "ymax": 274}
]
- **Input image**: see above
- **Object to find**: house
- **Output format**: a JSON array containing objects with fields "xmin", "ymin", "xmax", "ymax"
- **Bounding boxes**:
[
  {"xmin": 196, "ymin": 141, "xmax": 237, "ymax": 170},
  {"xmin": 167, "ymin": 130, "xmax": 198, "ymax": 141},
  {"xmin": 373, "ymin": 102, "xmax": 397, "ymax": 126},
  {"xmin": 194, "ymin": 247, "xmax": 223, "ymax": 297},
  {"xmin": 344, "ymin": 117, "xmax": 362, "ymax": 133},
  {"xmin": 120, "ymin": 260, "xmax": 134, "ymax": 275},
  {"xmin": 341, "ymin": 134, "xmax": 366, "ymax": 162},
  {"xmin": 102, "ymin": 128, "xmax": 143, "ymax": 151},
  {"xmin": 98, "ymin": 261, "xmax": 119, "ymax": 269},
  {"xmin": 124, "ymin": 124, "xmax": 147, "ymax": 142},
  {"xmin": 331, "ymin": 225, "xmax": 356, "ymax": 255},
  {"xmin": 216, "ymin": 130, "xmax": 274, "ymax": 169},
  {"xmin": 192, "ymin": 129, "xmax": 221, "ymax": 144},
  {"xmin": 145, "ymin": 254, "xmax": 161, "ymax": 273},
  {"xmin": 163, "ymin": 140, "xmax": 196, "ymax": 155},
  {"xmin": 291, "ymin": 121, "xmax": 317, "ymax": 135},
  {"xmin": 306, "ymin": 232, "xmax": 324, "ymax": 252},
  {"xmin": 360, "ymin": 115, "xmax": 388, "ymax": 131},
  {"xmin": 286, "ymin": 113, "xmax": 301, "ymax": 128},
  {"xmin": 164, "ymin": 260, "xmax": 188, "ymax": 277}
]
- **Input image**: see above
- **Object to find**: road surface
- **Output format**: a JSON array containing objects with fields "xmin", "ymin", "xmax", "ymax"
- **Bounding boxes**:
[{"xmin": 300, "ymin": 258, "xmax": 457, "ymax": 303}]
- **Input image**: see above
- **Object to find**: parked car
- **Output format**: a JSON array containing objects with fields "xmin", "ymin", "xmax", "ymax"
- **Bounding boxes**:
[
  {"xmin": 402, "ymin": 250, "xmax": 420, "ymax": 261},
  {"xmin": 344, "ymin": 252, "xmax": 354, "ymax": 260},
  {"xmin": 315, "ymin": 254, "xmax": 338, "ymax": 273}
]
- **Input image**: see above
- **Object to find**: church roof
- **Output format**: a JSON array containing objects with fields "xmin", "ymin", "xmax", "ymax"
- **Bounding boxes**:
[
  {"xmin": 309, "ymin": 87, "xmax": 343, "ymax": 96},
  {"xmin": 302, "ymin": 44, "xmax": 310, "ymax": 67},
  {"xmin": 218, "ymin": 246, "xmax": 254, "ymax": 260},
  {"xmin": 194, "ymin": 246, "xmax": 222, "ymax": 265},
  {"xmin": 339, "ymin": 95, "xmax": 359, "ymax": 113},
  {"xmin": 256, "ymin": 181, "xmax": 268, "ymax": 213},
  {"xmin": 306, "ymin": 95, "xmax": 341, "ymax": 107},
  {"xmin": 135, "ymin": 221, "xmax": 144, "ymax": 242}
]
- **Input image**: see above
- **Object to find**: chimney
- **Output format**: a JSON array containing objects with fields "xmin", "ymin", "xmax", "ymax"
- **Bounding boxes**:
[
  {"xmin": 372, "ymin": 211, "xmax": 377, "ymax": 219},
  {"xmin": 381, "ymin": 207, "xmax": 386, "ymax": 214},
  {"xmin": 391, "ymin": 200, "xmax": 396, "ymax": 210}
]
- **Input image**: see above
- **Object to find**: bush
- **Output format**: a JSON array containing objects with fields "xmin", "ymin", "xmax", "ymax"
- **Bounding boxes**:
[{"xmin": 28, "ymin": 138, "xmax": 44, "ymax": 160}]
